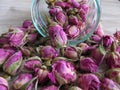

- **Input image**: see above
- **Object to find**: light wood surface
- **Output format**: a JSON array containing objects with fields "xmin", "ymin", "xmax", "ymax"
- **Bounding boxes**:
[{"xmin": 0, "ymin": 0, "xmax": 120, "ymax": 35}]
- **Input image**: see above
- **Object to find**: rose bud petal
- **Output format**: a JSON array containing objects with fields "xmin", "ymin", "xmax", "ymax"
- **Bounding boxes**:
[
  {"xmin": 48, "ymin": 60, "xmax": 77, "ymax": 85},
  {"xmin": 34, "ymin": 67, "xmax": 49, "ymax": 83},
  {"xmin": 105, "ymin": 68, "xmax": 120, "ymax": 84},
  {"xmin": 71, "ymin": 0, "xmax": 80, "ymax": 8},
  {"xmin": 24, "ymin": 56, "xmax": 41, "ymax": 71},
  {"xmin": 60, "ymin": 46, "xmax": 78, "ymax": 59},
  {"xmin": 22, "ymin": 20, "xmax": 33, "ymax": 28},
  {"xmin": 68, "ymin": 15, "xmax": 79, "ymax": 25},
  {"xmin": 13, "ymin": 73, "xmax": 34, "ymax": 90},
  {"xmin": 65, "ymin": 25, "xmax": 80, "ymax": 39},
  {"xmin": 0, "ymin": 49, "xmax": 12, "ymax": 67},
  {"xmin": 68, "ymin": 86, "xmax": 83, "ymax": 90},
  {"xmin": 9, "ymin": 28, "xmax": 27, "ymax": 47},
  {"xmin": 49, "ymin": 6, "xmax": 62, "ymax": 16},
  {"xmin": 38, "ymin": 45, "xmax": 58, "ymax": 60},
  {"xmin": 105, "ymin": 42, "xmax": 120, "ymax": 68},
  {"xmin": 3, "ymin": 51, "xmax": 22, "ymax": 76},
  {"xmin": 78, "ymin": 74, "xmax": 100, "ymax": 90},
  {"xmin": 48, "ymin": 24, "xmax": 67, "ymax": 47},
  {"xmin": 55, "ymin": 11, "xmax": 67, "ymax": 26},
  {"xmin": 101, "ymin": 78, "xmax": 120, "ymax": 90},
  {"xmin": 102, "ymin": 35, "xmax": 114, "ymax": 48},
  {"xmin": 41, "ymin": 85, "xmax": 58, "ymax": 90},
  {"xmin": 80, "ymin": 57, "xmax": 98, "ymax": 73},
  {"xmin": 90, "ymin": 45, "xmax": 106, "ymax": 65},
  {"xmin": 20, "ymin": 46, "xmax": 35, "ymax": 57},
  {"xmin": 94, "ymin": 24, "xmax": 104, "ymax": 37},
  {"xmin": 0, "ymin": 77, "xmax": 9, "ymax": 90}
]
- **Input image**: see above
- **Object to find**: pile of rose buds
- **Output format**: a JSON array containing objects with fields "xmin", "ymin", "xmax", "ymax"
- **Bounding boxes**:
[
  {"xmin": 1, "ymin": 19, "xmax": 120, "ymax": 90},
  {"xmin": 46, "ymin": 0, "xmax": 89, "ymax": 47}
]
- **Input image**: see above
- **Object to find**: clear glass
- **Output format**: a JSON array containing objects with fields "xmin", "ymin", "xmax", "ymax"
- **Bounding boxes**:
[{"xmin": 31, "ymin": 0, "xmax": 101, "ymax": 45}]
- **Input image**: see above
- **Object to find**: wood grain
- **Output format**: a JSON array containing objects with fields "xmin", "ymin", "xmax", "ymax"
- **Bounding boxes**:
[{"xmin": 0, "ymin": 0, "xmax": 120, "ymax": 35}]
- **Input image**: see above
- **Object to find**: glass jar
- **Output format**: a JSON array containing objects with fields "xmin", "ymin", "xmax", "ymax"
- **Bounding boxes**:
[{"xmin": 31, "ymin": 0, "xmax": 101, "ymax": 45}]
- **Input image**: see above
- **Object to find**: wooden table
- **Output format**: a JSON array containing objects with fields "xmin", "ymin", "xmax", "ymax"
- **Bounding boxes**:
[{"xmin": 0, "ymin": 0, "xmax": 120, "ymax": 35}]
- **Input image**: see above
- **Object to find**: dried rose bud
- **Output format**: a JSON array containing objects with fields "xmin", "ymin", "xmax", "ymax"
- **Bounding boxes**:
[
  {"xmin": 101, "ymin": 78, "xmax": 120, "ymax": 90},
  {"xmin": 71, "ymin": 0, "xmax": 80, "ymax": 8},
  {"xmin": 65, "ymin": 25, "xmax": 80, "ymax": 39},
  {"xmin": 60, "ymin": 46, "xmax": 78, "ymax": 59},
  {"xmin": 0, "ymin": 77, "xmax": 9, "ymax": 90},
  {"xmin": 22, "ymin": 20, "xmax": 33, "ymax": 28},
  {"xmin": 13, "ymin": 73, "xmax": 34, "ymax": 90},
  {"xmin": 68, "ymin": 15, "xmax": 79, "ymax": 25},
  {"xmin": 48, "ymin": 24, "xmax": 67, "ymax": 47},
  {"xmin": 24, "ymin": 56, "xmax": 41, "ymax": 71},
  {"xmin": 55, "ymin": 1, "xmax": 71, "ymax": 9},
  {"xmin": 114, "ymin": 30, "xmax": 120, "ymax": 41},
  {"xmin": 49, "ymin": 6, "xmax": 62, "ymax": 16},
  {"xmin": 105, "ymin": 42, "xmax": 120, "ymax": 68},
  {"xmin": 3, "ymin": 51, "xmax": 22, "ymax": 76},
  {"xmin": 91, "ymin": 34, "xmax": 101, "ymax": 43},
  {"xmin": 105, "ymin": 68, "xmax": 120, "ymax": 84},
  {"xmin": 90, "ymin": 45, "xmax": 106, "ymax": 65},
  {"xmin": 9, "ymin": 28, "xmax": 27, "ymax": 47},
  {"xmin": 94, "ymin": 24, "xmax": 104, "ymax": 37},
  {"xmin": 38, "ymin": 45, "xmax": 58, "ymax": 60},
  {"xmin": 68, "ymin": 86, "xmax": 83, "ymax": 90},
  {"xmin": 41, "ymin": 85, "xmax": 58, "ymax": 90},
  {"xmin": 77, "ymin": 43, "xmax": 90, "ymax": 53},
  {"xmin": 20, "ymin": 46, "xmax": 35, "ymax": 57},
  {"xmin": 0, "ymin": 49, "xmax": 12, "ymax": 67},
  {"xmin": 55, "ymin": 11, "xmax": 67, "ymax": 26},
  {"xmin": 102, "ymin": 35, "xmax": 114, "ymax": 48},
  {"xmin": 48, "ymin": 60, "xmax": 77, "ymax": 85},
  {"xmin": 78, "ymin": 74, "xmax": 100, "ymax": 90},
  {"xmin": 80, "ymin": 57, "xmax": 98, "ymax": 73},
  {"xmin": 27, "ymin": 33, "xmax": 38, "ymax": 43},
  {"xmin": 34, "ymin": 67, "xmax": 49, "ymax": 83}
]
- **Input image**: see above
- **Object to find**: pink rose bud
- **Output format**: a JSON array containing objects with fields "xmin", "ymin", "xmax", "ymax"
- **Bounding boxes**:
[
  {"xmin": 68, "ymin": 86, "xmax": 83, "ymax": 90},
  {"xmin": 24, "ymin": 56, "xmax": 41, "ymax": 71},
  {"xmin": 20, "ymin": 46, "xmax": 35, "ymax": 57},
  {"xmin": 94, "ymin": 25, "xmax": 104, "ymax": 37},
  {"xmin": 0, "ymin": 49, "xmax": 12, "ymax": 67},
  {"xmin": 78, "ymin": 74, "xmax": 100, "ymax": 90},
  {"xmin": 34, "ymin": 67, "xmax": 49, "ymax": 83},
  {"xmin": 22, "ymin": 20, "xmax": 33, "ymax": 28},
  {"xmin": 69, "ymin": 15, "xmax": 79, "ymax": 25},
  {"xmin": 13, "ymin": 73, "xmax": 33, "ymax": 90},
  {"xmin": 9, "ymin": 28, "xmax": 27, "ymax": 47},
  {"xmin": 55, "ymin": 1, "xmax": 71, "ymax": 9},
  {"xmin": 60, "ymin": 46, "xmax": 78, "ymax": 59},
  {"xmin": 3, "ymin": 51, "xmax": 22, "ymax": 76},
  {"xmin": 114, "ymin": 30, "xmax": 120, "ymax": 41},
  {"xmin": 49, "ymin": 6, "xmax": 62, "ymax": 16},
  {"xmin": 91, "ymin": 35, "xmax": 101, "ymax": 43},
  {"xmin": 0, "ymin": 77, "xmax": 9, "ymax": 90},
  {"xmin": 105, "ymin": 43, "xmax": 120, "ymax": 68},
  {"xmin": 70, "ymin": 0, "xmax": 80, "ymax": 8},
  {"xmin": 48, "ymin": 24, "xmax": 67, "ymax": 47},
  {"xmin": 101, "ymin": 78, "xmax": 120, "ymax": 90},
  {"xmin": 90, "ymin": 45, "xmax": 106, "ymax": 65},
  {"xmin": 102, "ymin": 35, "xmax": 114, "ymax": 48},
  {"xmin": 41, "ymin": 85, "xmax": 58, "ymax": 90},
  {"xmin": 80, "ymin": 57, "xmax": 98, "ymax": 73},
  {"xmin": 65, "ymin": 25, "xmax": 80, "ymax": 39},
  {"xmin": 105, "ymin": 68, "xmax": 120, "ymax": 84},
  {"xmin": 48, "ymin": 60, "xmax": 77, "ymax": 85},
  {"xmin": 27, "ymin": 33, "xmax": 38, "ymax": 43},
  {"xmin": 39, "ymin": 45, "xmax": 58, "ymax": 60},
  {"xmin": 55, "ymin": 11, "xmax": 67, "ymax": 26}
]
